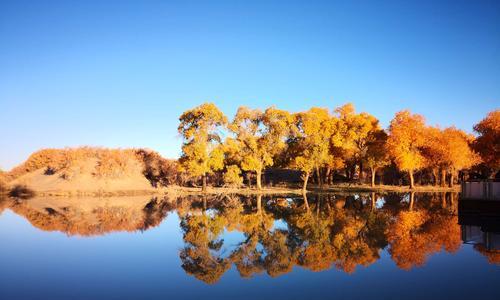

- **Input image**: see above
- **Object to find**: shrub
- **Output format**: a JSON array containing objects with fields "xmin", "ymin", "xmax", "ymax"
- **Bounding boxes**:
[
  {"xmin": 136, "ymin": 149, "xmax": 180, "ymax": 187},
  {"xmin": 223, "ymin": 165, "xmax": 243, "ymax": 187},
  {"xmin": 9, "ymin": 185, "xmax": 35, "ymax": 199}
]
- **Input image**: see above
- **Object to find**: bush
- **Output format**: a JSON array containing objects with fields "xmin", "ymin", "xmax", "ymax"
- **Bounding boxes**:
[
  {"xmin": 223, "ymin": 165, "xmax": 243, "ymax": 187},
  {"xmin": 9, "ymin": 185, "xmax": 35, "ymax": 199},
  {"xmin": 136, "ymin": 149, "xmax": 181, "ymax": 187},
  {"xmin": 0, "ymin": 170, "xmax": 7, "ymax": 194}
]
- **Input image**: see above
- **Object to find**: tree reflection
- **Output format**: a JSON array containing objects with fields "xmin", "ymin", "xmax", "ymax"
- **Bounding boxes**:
[
  {"xmin": 179, "ymin": 197, "xmax": 230, "ymax": 284},
  {"xmin": 2, "ymin": 192, "xmax": 496, "ymax": 284},
  {"xmin": 387, "ymin": 192, "xmax": 461, "ymax": 270}
]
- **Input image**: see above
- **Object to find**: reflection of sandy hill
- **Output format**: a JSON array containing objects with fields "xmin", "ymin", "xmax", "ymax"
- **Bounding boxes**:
[{"xmin": 3, "ymin": 196, "xmax": 175, "ymax": 236}]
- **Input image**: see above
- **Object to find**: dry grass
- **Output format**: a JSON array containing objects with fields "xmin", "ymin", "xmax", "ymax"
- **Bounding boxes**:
[{"xmin": 6, "ymin": 147, "xmax": 181, "ymax": 191}]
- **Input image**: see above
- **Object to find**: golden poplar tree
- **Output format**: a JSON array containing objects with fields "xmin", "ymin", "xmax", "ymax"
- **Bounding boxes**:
[
  {"xmin": 387, "ymin": 110, "xmax": 426, "ymax": 189},
  {"xmin": 364, "ymin": 130, "xmax": 390, "ymax": 187},
  {"xmin": 334, "ymin": 103, "xmax": 381, "ymax": 181},
  {"xmin": 473, "ymin": 110, "xmax": 499, "ymax": 176},
  {"xmin": 440, "ymin": 127, "xmax": 480, "ymax": 186},
  {"xmin": 291, "ymin": 107, "xmax": 335, "ymax": 191},
  {"xmin": 178, "ymin": 103, "xmax": 227, "ymax": 191},
  {"xmin": 229, "ymin": 106, "xmax": 294, "ymax": 190}
]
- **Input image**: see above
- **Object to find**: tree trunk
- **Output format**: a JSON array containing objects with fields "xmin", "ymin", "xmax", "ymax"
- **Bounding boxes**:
[
  {"xmin": 371, "ymin": 167, "xmax": 376, "ymax": 187},
  {"xmin": 256, "ymin": 169, "xmax": 262, "ymax": 190},
  {"xmin": 316, "ymin": 167, "xmax": 322, "ymax": 188},
  {"xmin": 371, "ymin": 192, "xmax": 376, "ymax": 211},
  {"xmin": 256, "ymin": 194, "xmax": 262, "ymax": 214},
  {"xmin": 303, "ymin": 191, "xmax": 310, "ymax": 211},
  {"xmin": 440, "ymin": 169, "xmax": 446, "ymax": 187},
  {"xmin": 359, "ymin": 161, "xmax": 364, "ymax": 182},
  {"xmin": 325, "ymin": 167, "xmax": 331, "ymax": 186},
  {"xmin": 432, "ymin": 168, "xmax": 438, "ymax": 186},
  {"xmin": 409, "ymin": 192, "xmax": 415, "ymax": 211},
  {"xmin": 302, "ymin": 172, "xmax": 310, "ymax": 192},
  {"xmin": 409, "ymin": 170, "xmax": 415, "ymax": 189},
  {"xmin": 202, "ymin": 174, "xmax": 207, "ymax": 192},
  {"xmin": 449, "ymin": 172, "xmax": 454, "ymax": 188}
]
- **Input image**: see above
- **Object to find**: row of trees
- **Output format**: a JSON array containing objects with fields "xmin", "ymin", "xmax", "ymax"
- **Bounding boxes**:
[{"xmin": 179, "ymin": 103, "xmax": 498, "ymax": 191}]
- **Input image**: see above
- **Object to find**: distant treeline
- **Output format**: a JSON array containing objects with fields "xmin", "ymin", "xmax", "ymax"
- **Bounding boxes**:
[{"xmin": 177, "ymin": 103, "xmax": 499, "ymax": 191}]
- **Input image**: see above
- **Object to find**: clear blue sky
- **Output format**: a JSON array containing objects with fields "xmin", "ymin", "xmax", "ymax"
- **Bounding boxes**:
[{"xmin": 1, "ymin": 0, "xmax": 499, "ymax": 170}]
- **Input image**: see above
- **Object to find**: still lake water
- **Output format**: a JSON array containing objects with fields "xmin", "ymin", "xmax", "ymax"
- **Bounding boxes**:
[{"xmin": 0, "ymin": 192, "xmax": 498, "ymax": 300}]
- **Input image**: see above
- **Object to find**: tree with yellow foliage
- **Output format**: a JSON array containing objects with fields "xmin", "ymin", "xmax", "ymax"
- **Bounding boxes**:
[
  {"xmin": 178, "ymin": 103, "xmax": 227, "ymax": 191},
  {"xmin": 387, "ymin": 110, "xmax": 427, "ymax": 189},
  {"xmin": 473, "ymin": 110, "xmax": 499, "ymax": 177},
  {"xmin": 229, "ymin": 106, "xmax": 294, "ymax": 190},
  {"xmin": 290, "ymin": 107, "xmax": 336, "ymax": 191},
  {"xmin": 223, "ymin": 165, "xmax": 243, "ymax": 187},
  {"xmin": 334, "ymin": 103, "xmax": 381, "ymax": 181}
]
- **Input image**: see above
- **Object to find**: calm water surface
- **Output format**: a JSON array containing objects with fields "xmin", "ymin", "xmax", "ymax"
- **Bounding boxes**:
[{"xmin": 0, "ymin": 192, "xmax": 498, "ymax": 300}]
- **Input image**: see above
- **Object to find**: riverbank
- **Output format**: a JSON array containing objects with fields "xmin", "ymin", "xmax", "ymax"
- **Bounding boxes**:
[{"xmin": 16, "ymin": 183, "xmax": 460, "ymax": 198}]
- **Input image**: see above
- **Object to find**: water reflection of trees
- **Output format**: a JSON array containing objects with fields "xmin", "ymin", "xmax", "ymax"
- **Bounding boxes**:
[
  {"xmin": 0, "ymin": 192, "xmax": 496, "ymax": 284},
  {"xmin": 176, "ymin": 192, "xmax": 469, "ymax": 284}
]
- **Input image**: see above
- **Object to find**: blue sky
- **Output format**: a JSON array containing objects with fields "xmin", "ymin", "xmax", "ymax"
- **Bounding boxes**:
[{"xmin": 1, "ymin": 0, "xmax": 499, "ymax": 170}]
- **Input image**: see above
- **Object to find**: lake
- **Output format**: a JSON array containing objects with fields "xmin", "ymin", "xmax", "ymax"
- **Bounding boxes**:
[{"xmin": 0, "ymin": 192, "xmax": 499, "ymax": 300}]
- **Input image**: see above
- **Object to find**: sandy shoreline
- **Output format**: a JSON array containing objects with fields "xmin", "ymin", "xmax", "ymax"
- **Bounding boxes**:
[{"xmin": 13, "ymin": 183, "xmax": 460, "ymax": 198}]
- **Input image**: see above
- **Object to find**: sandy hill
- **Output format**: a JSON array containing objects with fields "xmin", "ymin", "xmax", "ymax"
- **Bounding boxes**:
[{"xmin": 6, "ymin": 147, "xmax": 177, "ymax": 195}]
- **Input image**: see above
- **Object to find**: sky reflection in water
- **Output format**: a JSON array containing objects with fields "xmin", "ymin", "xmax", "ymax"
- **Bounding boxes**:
[{"xmin": 0, "ymin": 192, "xmax": 498, "ymax": 300}]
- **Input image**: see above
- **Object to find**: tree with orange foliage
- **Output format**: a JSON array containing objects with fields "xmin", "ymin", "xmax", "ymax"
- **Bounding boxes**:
[
  {"xmin": 387, "ymin": 111, "xmax": 427, "ymax": 189},
  {"xmin": 423, "ymin": 127, "xmax": 480, "ymax": 186},
  {"xmin": 421, "ymin": 126, "xmax": 447, "ymax": 186},
  {"xmin": 473, "ymin": 110, "xmax": 499, "ymax": 177},
  {"xmin": 440, "ymin": 127, "xmax": 480, "ymax": 186},
  {"xmin": 334, "ymin": 103, "xmax": 381, "ymax": 182},
  {"xmin": 364, "ymin": 130, "xmax": 390, "ymax": 187},
  {"xmin": 178, "ymin": 103, "xmax": 227, "ymax": 191}
]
